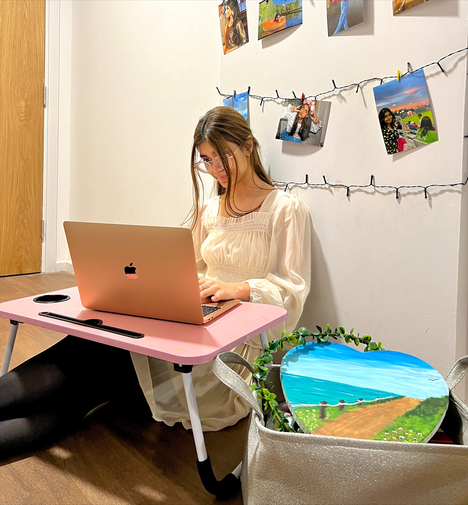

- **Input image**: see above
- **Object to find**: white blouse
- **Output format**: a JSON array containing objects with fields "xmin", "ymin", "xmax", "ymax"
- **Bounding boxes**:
[{"xmin": 130, "ymin": 189, "xmax": 312, "ymax": 431}]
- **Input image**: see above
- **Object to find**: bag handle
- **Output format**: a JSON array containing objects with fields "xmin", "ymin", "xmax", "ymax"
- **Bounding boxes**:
[
  {"xmin": 213, "ymin": 351, "xmax": 264, "ymax": 422},
  {"xmin": 445, "ymin": 355, "xmax": 468, "ymax": 390}
]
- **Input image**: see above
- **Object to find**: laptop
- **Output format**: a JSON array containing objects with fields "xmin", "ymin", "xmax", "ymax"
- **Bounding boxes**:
[{"xmin": 63, "ymin": 221, "xmax": 241, "ymax": 324}]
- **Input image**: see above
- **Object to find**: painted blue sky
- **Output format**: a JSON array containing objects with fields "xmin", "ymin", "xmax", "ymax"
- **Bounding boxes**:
[
  {"xmin": 281, "ymin": 342, "xmax": 448, "ymax": 400},
  {"xmin": 373, "ymin": 69, "xmax": 431, "ymax": 112}
]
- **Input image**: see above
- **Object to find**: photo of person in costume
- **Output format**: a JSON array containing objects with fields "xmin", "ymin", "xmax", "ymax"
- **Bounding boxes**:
[{"xmin": 219, "ymin": 0, "xmax": 249, "ymax": 55}]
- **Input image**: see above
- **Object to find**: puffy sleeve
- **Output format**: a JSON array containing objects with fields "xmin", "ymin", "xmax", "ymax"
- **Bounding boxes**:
[{"xmin": 245, "ymin": 193, "xmax": 312, "ymax": 333}]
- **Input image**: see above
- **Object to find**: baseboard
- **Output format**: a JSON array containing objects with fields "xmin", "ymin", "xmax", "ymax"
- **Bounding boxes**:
[{"xmin": 55, "ymin": 261, "xmax": 74, "ymax": 274}]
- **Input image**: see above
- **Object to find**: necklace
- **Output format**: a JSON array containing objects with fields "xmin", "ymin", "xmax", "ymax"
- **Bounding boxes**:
[{"xmin": 228, "ymin": 201, "xmax": 263, "ymax": 218}]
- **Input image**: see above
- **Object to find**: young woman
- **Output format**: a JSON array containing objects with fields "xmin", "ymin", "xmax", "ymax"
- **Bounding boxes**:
[
  {"xmin": 222, "ymin": 0, "xmax": 248, "ymax": 54},
  {"xmin": 279, "ymin": 102, "xmax": 319, "ymax": 143},
  {"xmin": 378, "ymin": 107, "xmax": 399, "ymax": 155},
  {"xmin": 416, "ymin": 116, "xmax": 438, "ymax": 144},
  {"xmin": 333, "ymin": 0, "xmax": 349, "ymax": 35},
  {"xmin": 0, "ymin": 106, "xmax": 311, "ymax": 459}
]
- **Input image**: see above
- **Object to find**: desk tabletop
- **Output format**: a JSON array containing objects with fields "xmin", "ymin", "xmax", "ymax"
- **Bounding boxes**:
[{"xmin": 0, "ymin": 287, "xmax": 287, "ymax": 365}]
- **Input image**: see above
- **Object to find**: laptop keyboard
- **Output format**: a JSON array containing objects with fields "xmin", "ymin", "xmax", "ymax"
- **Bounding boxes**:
[{"xmin": 202, "ymin": 304, "xmax": 222, "ymax": 317}]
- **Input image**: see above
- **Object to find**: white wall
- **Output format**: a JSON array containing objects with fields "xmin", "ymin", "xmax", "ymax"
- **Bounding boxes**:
[
  {"xmin": 219, "ymin": 0, "xmax": 468, "ymax": 385},
  {"xmin": 51, "ymin": 0, "xmax": 467, "ymax": 388},
  {"xmin": 68, "ymin": 0, "xmax": 220, "ymax": 229}
]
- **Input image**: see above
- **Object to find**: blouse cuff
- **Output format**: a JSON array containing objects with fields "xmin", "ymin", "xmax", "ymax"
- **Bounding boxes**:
[{"xmin": 245, "ymin": 281, "xmax": 263, "ymax": 304}]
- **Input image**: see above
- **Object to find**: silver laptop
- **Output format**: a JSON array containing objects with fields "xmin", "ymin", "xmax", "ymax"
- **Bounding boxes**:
[{"xmin": 63, "ymin": 221, "xmax": 240, "ymax": 324}]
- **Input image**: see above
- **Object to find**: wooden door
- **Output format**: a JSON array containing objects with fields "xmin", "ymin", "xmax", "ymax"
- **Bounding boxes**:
[{"xmin": 0, "ymin": 0, "xmax": 45, "ymax": 276}]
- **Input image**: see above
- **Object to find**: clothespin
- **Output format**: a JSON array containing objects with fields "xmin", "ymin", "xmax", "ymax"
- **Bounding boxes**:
[
  {"xmin": 301, "ymin": 93, "xmax": 305, "ymax": 103},
  {"xmin": 233, "ymin": 90, "xmax": 236, "ymax": 98},
  {"xmin": 247, "ymin": 86, "xmax": 251, "ymax": 95},
  {"xmin": 397, "ymin": 70, "xmax": 401, "ymax": 81}
]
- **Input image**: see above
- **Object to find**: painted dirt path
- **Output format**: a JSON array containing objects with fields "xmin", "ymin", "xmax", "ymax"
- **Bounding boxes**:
[{"xmin": 311, "ymin": 397, "xmax": 421, "ymax": 439}]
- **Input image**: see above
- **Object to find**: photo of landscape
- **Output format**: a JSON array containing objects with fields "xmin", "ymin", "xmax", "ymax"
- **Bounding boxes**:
[{"xmin": 258, "ymin": 0, "xmax": 302, "ymax": 40}]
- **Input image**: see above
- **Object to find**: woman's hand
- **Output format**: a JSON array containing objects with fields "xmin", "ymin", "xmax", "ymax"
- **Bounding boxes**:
[{"xmin": 199, "ymin": 278, "xmax": 250, "ymax": 302}]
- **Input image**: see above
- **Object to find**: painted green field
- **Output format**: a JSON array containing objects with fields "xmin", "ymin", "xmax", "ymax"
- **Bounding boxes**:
[{"xmin": 373, "ymin": 396, "xmax": 448, "ymax": 443}]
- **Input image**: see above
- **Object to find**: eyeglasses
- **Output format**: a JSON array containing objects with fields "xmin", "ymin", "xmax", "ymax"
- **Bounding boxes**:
[{"xmin": 194, "ymin": 145, "xmax": 241, "ymax": 174}]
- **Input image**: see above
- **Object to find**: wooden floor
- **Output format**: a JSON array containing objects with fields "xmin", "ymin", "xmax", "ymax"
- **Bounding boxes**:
[{"xmin": 0, "ymin": 272, "xmax": 247, "ymax": 505}]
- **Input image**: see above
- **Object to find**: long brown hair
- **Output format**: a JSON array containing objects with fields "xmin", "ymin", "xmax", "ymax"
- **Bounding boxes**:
[{"xmin": 188, "ymin": 106, "xmax": 273, "ymax": 229}]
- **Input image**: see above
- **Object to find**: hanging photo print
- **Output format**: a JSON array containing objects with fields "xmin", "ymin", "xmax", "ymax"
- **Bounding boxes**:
[
  {"xmin": 275, "ymin": 98, "xmax": 332, "ymax": 147},
  {"xmin": 219, "ymin": 0, "xmax": 249, "ymax": 55},
  {"xmin": 373, "ymin": 69, "xmax": 438, "ymax": 156},
  {"xmin": 327, "ymin": 0, "xmax": 364, "ymax": 37},
  {"xmin": 223, "ymin": 90, "xmax": 250, "ymax": 123},
  {"xmin": 393, "ymin": 0, "xmax": 429, "ymax": 16},
  {"xmin": 258, "ymin": 0, "xmax": 302, "ymax": 40}
]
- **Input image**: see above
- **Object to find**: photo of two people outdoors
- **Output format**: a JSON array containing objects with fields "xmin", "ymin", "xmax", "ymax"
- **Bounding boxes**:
[{"xmin": 373, "ymin": 69, "xmax": 438, "ymax": 156}]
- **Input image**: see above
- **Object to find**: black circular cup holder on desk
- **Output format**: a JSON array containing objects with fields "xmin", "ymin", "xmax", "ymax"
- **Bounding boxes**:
[{"xmin": 33, "ymin": 294, "xmax": 71, "ymax": 304}]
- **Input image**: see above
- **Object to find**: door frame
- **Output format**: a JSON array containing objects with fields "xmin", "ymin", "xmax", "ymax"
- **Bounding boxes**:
[{"xmin": 42, "ymin": 0, "xmax": 72, "ymax": 273}]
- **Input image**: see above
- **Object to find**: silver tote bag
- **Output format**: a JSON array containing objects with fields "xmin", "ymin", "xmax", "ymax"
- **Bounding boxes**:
[{"xmin": 213, "ymin": 352, "xmax": 468, "ymax": 505}]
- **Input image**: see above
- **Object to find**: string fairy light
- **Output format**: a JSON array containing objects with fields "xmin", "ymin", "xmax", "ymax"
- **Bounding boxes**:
[
  {"xmin": 275, "ymin": 174, "xmax": 468, "ymax": 200},
  {"xmin": 216, "ymin": 46, "xmax": 467, "ymax": 104},
  {"xmin": 216, "ymin": 47, "xmax": 468, "ymax": 200}
]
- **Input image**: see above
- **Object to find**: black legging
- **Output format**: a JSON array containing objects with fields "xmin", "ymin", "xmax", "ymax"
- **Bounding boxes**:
[{"xmin": 0, "ymin": 336, "xmax": 150, "ymax": 460}]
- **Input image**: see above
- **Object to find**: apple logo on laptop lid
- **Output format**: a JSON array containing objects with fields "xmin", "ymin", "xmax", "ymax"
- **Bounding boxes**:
[{"xmin": 124, "ymin": 263, "xmax": 138, "ymax": 279}]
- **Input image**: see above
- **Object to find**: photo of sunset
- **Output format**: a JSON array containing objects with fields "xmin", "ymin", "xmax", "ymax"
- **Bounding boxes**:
[{"xmin": 373, "ymin": 70, "xmax": 438, "ymax": 155}]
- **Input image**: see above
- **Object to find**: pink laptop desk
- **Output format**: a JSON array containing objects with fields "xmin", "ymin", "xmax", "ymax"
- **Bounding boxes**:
[
  {"xmin": 0, "ymin": 286, "xmax": 287, "ymax": 497},
  {"xmin": 0, "ymin": 287, "xmax": 287, "ymax": 365}
]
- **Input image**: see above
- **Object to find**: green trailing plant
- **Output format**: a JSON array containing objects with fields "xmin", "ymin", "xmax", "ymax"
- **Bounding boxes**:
[{"xmin": 250, "ymin": 324, "xmax": 385, "ymax": 433}]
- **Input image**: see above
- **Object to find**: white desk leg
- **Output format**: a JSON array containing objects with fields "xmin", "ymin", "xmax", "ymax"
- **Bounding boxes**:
[
  {"xmin": 181, "ymin": 372, "xmax": 208, "ymax": 462},
  {"xmin": 176, "ymin": 365, "xmax": 240, "ymax": 498},
  {"xmin": 1, "ymin": 321, "xmax": 20, "ymax": 376},
  {"xmin": 232, "ymin": 461, "xmax": 242, "ymax": 478},
  {"xmin": 260, "ymin": 330, "xmax": 268, "ymax": 350}
]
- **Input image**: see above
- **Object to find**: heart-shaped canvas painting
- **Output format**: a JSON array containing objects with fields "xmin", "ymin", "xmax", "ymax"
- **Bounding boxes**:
[{"xmin": 280, "ymin": 342, "xmax": 449, "ymax": 442}]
